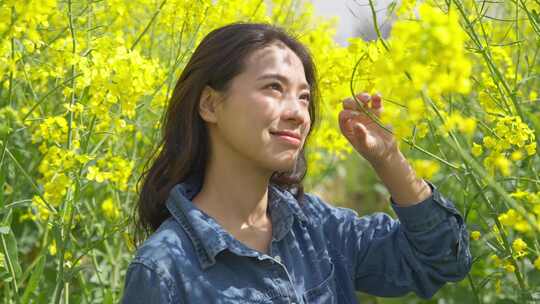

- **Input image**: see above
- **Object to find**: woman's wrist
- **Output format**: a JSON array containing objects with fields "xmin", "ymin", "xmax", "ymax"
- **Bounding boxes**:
[{"xmin": 371, "ymin": 150, "xmax": 432, "ymax": 207}]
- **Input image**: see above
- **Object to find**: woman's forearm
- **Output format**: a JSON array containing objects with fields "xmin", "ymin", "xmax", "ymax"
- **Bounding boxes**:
[{"xmin": 371, "ymin": 150, "xmax": 432, "ymax": 207}]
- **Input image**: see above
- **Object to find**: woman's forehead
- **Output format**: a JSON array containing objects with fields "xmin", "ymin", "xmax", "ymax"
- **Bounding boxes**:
[{"xmin": 245, "ymin": 43, "xmax": 304, "ymax": 74}]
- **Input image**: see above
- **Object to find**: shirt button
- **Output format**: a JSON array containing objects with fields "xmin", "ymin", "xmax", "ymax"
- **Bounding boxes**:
[{"xmin": 274, "ymin": 255, "xmax": 281, "ymax": 263}]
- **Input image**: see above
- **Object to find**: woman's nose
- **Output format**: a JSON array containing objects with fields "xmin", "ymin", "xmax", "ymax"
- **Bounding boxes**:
[{"xmin": 284, "ymin": 102, "xmax": 309, "ymax": 125}]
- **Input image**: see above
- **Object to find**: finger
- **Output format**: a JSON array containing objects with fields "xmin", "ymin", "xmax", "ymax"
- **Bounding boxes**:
[
  {"xmin": 338, "ymin": 114, "xmax": 356, "ymax": 136},
  {"xmin": 341, "ymin": 106, "xmax": 377, "ymax": 124},
  {"xmin": 338, "ymin": 109, "xmax": 362, "ymax": 125},
  {"xmin": 342, "ymin": 93, "xmax": 370, "ymax": 110},
  {"xmin": 339, "ymin": 110, "xmax": 364, "ymax": 136},
  {"xmin": 338, "ymin": 109, "xmax": 356, "ymax": 127},
  {"xmin": 371, "ymin": 94, "xmax": 382, "ymax": 109}
]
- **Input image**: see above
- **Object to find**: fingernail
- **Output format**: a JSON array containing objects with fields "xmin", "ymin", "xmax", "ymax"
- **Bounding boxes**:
[{"xmin": 358, "ymin": 93, "xmax": 370, "ymax": 102}]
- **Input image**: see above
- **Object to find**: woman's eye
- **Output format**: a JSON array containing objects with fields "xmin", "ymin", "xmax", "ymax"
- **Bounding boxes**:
[
  {"xmin": 300, "ymin": 94, "xmax": 310, "ymax": 102},
  {"xmin": 267, "ymin": 83, "xmax": 282, "ymax": 92}
]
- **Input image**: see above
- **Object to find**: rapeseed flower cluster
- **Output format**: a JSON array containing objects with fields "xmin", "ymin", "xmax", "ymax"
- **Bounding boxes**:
[
  {"xmin": 512, "ymin": 238, "xmax": 528, "ymax": 258},
  {"xmin": 86, "ymin": 153, "xmax": 134, "ymax": 191},
  {"xmin": 101, "ymin": 197, "xmax": 121, "ymax": 221},
  {"xmin": 480, "ymin": 116, "xmax": 536, "ymax": 176},
  {"xmin": 351, "ymin": 2, "xmax": 472, "ymax": 142},
  {"xmin": 0, "ymin": 0, "xmax": 539, "ymax": 302},
  {"xmin": 410, "ymin": 159, "xmax": 440, "ymax": 180}
]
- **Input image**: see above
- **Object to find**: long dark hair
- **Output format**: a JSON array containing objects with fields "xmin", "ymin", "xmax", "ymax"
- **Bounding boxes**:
[{"xmin": 133, "ymin": 22, "xmax": 320, "ymax": 246}]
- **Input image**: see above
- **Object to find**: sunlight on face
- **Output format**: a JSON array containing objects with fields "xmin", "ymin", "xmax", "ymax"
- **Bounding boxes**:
[{"xmin": 214, "ymin": 41, "xmax": 311, "ymax": 173}]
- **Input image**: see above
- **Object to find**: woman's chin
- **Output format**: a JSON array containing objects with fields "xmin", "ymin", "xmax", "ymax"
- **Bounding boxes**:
[{"xmin": 269, "ymin": 156, "xmax": 298, "ymax": 172}]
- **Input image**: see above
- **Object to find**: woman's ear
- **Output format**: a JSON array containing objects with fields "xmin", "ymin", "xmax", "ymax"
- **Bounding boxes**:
[{"xmin": 198, "ymin": 86, "xmax": 221, "ymax": 123}]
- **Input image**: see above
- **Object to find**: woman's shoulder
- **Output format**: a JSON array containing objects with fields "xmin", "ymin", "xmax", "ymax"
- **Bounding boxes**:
[
  {"xmin": 299, "ymin": 190, "xmax": 362, "ymax": 221},
  {"xmin": 129, "ymin": 217, "xmax": 195, "ymax": 272}
]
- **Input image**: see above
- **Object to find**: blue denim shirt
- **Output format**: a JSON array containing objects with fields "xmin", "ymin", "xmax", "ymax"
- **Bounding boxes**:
[{"xmin": 121, "ymin": 174, "xmax": 471, "ymax": 303}]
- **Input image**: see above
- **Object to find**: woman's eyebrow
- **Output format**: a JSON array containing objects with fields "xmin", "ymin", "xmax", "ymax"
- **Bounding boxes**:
[{"xmin": 257, "ymin": 73, "xmax": 310, "ymax": 91}]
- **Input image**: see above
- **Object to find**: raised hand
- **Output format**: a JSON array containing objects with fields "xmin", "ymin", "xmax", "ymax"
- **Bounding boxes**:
[{"xmin": 338, "ymin": 92, "xmax": 399, "ymax": 167}]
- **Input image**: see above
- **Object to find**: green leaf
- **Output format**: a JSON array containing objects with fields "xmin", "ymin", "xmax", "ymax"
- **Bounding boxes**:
[
  {"xmin": 0, "ymin": 208, "xmax": 22, "ymax": 294},
  {"xmin": 0, "ymin": 230, "xmax": 22, "ymax": 292},
  {"xmin": 21, "ymin": 255, "xmax": 46, "ymax": 304},
  {"xmin": 103, "ymin": 289, "xmax": 114, "ymax": 304}
]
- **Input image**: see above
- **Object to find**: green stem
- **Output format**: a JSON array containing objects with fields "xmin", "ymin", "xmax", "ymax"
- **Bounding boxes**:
[
  {"xmin": 457, "ymin": 0, "xmax": 526, "ymax": 120},
  {"xmin": 21, "ymin": 72, "xmax": 83, "ymax": 123},
  {"xmin": 368, "ymin": 0, "xmax": 390, "ymax": 51},
  {"xmin": 467, "ymin": 273, "xmax": 482, "ymax": 304},
  {"xmin": 468, "ymin": 172, "xmax": 530, "ymax": 299},
  {"xmin": 361, "ymin": 0, "xmax": 538, "ymax": 234},
  {"xmin": 424, "ymin": 93, "xmax": 540, "ymax": 235},
  {"xmin": 248, "ymin": 0, "xmax": 264, "ymax": 21},
  {"xmin": 7, "ymin": 7, "xmax": 15, "ymax": 107},
  {"xmin": 517, "ymin": 0, "xmax": 540, "ymax": 36},
  {"xmin": 3, "ymin": 146, "xmax": 57, "ymax": 214},
  {"xmin": 130, "ymin": 0, "xmax": 168, "ymax": 51},
  {"xmin": 349, "ymin": 54, "xmax": 460, "ymax": 170},
  {"xmin": 0, "ymin": 234, "xmax": 18, "ymax": 294},
  {"xmin": 66, "ymin": 0, "xmax": 77, "ymax": 151},
  {"xmin": 19, "ymin": 218, "xmax": 49, "ymax": 286},
  {"xmin": 53, "ymin": 2, "xmax": 78, "ymax": 302}
]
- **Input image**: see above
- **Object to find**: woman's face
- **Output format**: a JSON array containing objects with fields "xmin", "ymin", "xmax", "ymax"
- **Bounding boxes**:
[{"xmin": 209, "ymin": 41, "xmax": 311, "ymax": 174}]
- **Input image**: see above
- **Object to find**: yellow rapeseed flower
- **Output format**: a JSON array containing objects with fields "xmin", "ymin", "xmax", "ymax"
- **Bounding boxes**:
[
  {"xmin": 504, "ymin": 261, "xmax": 515, "ymax": 273},
  {"xmin": 498, "ymin": 209, "xmax": 532, "ymax": 233},
  {"xmin": 499, "ymin": 209, "xmax": 517, "ymax": 225},
  {"xmin": 494, "ymin": 154, "xmax": 511, "ymax": 176},
  {"xmin": 495, "ymin": 279, "xmax": 502, "ymax": 294},
  {"xmin": 525, "ymin": 143, "xmax": 537, "ymax": 156},
  {"xmin": 534, "ymin": 256, "xmax": 540, "ymax": 270},
  {"xmin": 458, "ymin": 117, "xmax": 477, "ymax": 135},
  {"xmin": 411, "ymin": 159, "xmax": 440, "ymax": 180},
  {"xmin": 415, "ymin": 122, "xmax": 429, "ymax": 139},
  {"xmin": 512, "ymin": 238, "xmax": 528, "ymax": 257},
  {"xmin": 483, "ymin": 136, "xmax": 497, "ymax": 149},
  {"xmin": 510, "ymin": 189, "xmax": 529, "ymax": 199},
  {"xmin": 490, "ymin": 254, "xmax": 502, "ymax": 267},
  {"xmin": 514, "ymin": 220, "xmax": 532, "ymax": 233},
  {"xmin": 511, "ymin": 151, "xmax": 523, "ymax": 161},
  {"xmin": 471, "ymin": 142, "xmax": 483, "ymax": 157},
  {"xmin": 49, "ymin": 240, "xmax": 57, "ymax": 256},
  {"xmin": 471, "ymin": 231, "xmax": 481, "ymax": 240},
  {"xmin": 101, "ymin": 197, "xmax": 121, "ymax": 221},
  {"xmin": 533, "ymin": 205, "xmax": 540, "ymax": 216},
  {"xmin": 530, "ymin": 91, "xmax": 538, "ymax": 103}
]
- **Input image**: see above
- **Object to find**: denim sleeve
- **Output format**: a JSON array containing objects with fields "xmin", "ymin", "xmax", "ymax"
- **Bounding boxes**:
[
  {"xmin": 310, "ymin": 179, "xmax": 471, "ymax": 299},
  {"xmin": 120, "ymin": 260, "xmax": 178, "ymax": 304}
]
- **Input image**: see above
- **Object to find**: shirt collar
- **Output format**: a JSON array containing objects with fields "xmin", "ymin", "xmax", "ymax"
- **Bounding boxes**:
[{"xmin": 165, "ymin": 174, "xmax": 308, "ymax": 270}]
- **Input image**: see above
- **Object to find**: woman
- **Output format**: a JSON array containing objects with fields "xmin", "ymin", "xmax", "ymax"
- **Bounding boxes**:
[{"xmin": 121, "ymin": 22, "xmax": 471, "ymax": 303}]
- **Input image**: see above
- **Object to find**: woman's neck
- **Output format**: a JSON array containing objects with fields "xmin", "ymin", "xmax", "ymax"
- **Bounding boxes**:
[{"xmin": 191, "ymin": 153, "xmax": 273, "ymax": 233}]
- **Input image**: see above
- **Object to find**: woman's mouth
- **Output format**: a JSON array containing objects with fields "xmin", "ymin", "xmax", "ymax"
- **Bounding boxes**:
[{"xmin": 271, "ymin": 132, "xmax": 301, "ymax": 147}]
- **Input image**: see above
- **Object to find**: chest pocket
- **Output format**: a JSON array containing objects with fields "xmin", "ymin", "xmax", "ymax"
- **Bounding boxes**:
[{"xmin": 302, "ymin": 257, "xmax": 337, "ymax": 304}]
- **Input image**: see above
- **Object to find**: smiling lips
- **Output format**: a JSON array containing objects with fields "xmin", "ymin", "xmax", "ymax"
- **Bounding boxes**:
[{"xmin": 271, "ymin": 130, "xmax": 301, "ymax": 147}]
